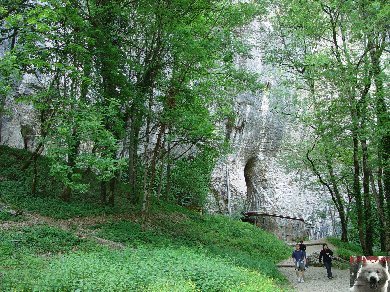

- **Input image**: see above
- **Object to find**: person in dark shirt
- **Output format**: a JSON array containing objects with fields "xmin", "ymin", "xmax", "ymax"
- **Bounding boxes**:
[
  {"xmin": 299, "ymin": 240, "xmax": 308, "ymax": 268},
  {"xmin": 319, "ymin": 243, "xmax": 334, "ymax": 279},
  {"xmin": 292, "ymin": 243, "xmax": 307, "ymax": 283}
]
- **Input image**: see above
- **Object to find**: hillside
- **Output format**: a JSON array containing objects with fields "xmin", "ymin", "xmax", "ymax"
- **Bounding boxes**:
[{"xmin": 0, "ymin": 146, "xmax": 291, "ymax": 291}]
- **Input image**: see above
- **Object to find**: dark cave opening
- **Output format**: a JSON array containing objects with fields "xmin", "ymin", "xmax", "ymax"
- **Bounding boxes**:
[{"xmin": 244, "ymin": 157, "xmax": 257, "ymax": 211}]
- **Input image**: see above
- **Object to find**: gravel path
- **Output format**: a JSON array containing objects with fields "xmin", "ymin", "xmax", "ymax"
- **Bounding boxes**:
[{"xmin": 278, "ymin": 240, "xmax": 350, "ymax": 292}]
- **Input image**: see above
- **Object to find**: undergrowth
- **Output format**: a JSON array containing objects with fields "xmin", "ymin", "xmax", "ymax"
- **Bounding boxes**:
[
  {"xmin": 0, "ymin": 210, "xmax": 25, "ymax": 222},
  {"xmin": 0, "ymin": 145, "xmax": 131, "ymax": 219},
  {"xmin": 327, "ymin": 237, "xmax": 388, "ymax": 261},
  {"xmin": 0, "ymin": 145, "xmax": 292, "ymax": 291},
  {"xmin": 94, "ymin": 205, "xmax": 290, "ymax": 283},
  {"xmin": 2, "ymin": 245, "xmax": 282, "ymax": 291},
  {"xmin": 327, "ymin": 237, "xmax": 363, "ymax": 260}
]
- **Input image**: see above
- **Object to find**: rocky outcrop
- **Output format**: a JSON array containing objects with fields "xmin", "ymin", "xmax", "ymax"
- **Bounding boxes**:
[
  {"xmin": 207, "ymin": 88, "xmax": 336, "ymax": 240},
  {"xmin": 0, "ymin": 98, "xmax": 37, "ymax": 150},
  {"xmin": 206, "ymin": 23, "xmax": 337, "ymax": 239},
  {"xmin": 208, "ymin": 92, "xmax": 278, "ymax": 213},
  {"xmin": 0, "ymin": 40, "xmax": 38, "ymax": 150}
]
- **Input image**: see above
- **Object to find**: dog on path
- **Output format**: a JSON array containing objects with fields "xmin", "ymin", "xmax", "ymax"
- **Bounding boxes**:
[{"xmin": 350, "ymin": 257, "xmax": 389, "ymax": 292}]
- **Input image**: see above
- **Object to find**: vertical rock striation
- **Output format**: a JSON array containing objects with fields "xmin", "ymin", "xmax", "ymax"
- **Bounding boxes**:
[{"xmin": 207, "ymin": 21, "xmax": 336, "ymax": 240}]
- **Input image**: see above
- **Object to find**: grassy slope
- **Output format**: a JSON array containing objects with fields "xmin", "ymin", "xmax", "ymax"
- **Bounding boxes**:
[
  {"xmin": 327, "ymin": 237, "xmax": 388, "ymax": 260},
  {"xmin": 327, "ymin": 237, "xmax": 363, "ymax": 261},
  {"xmin": 0, "ymin": 146, "xmax": 291, "ymax": 291}
]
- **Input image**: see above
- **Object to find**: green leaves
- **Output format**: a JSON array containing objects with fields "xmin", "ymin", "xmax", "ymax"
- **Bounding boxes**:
[
  {"xmin": 266, "ymin": 0, "xmax": 389, "ymax": 249},
  {"xmin": 21, "ymin": 246, "xmax": 281, "ymax": 291},
  {"xmin": 0, "ymin": 0, "xmax": 264, "ymax": 208},
  {"xmin": 170, "ymin": 149, "xmax": 217, "ymax": 207}
]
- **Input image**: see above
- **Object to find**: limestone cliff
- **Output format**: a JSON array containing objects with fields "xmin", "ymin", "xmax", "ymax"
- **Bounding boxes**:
[
  {"xmin": 207, "ymin": 88, "xmax": 336, "ymax": 240},
  {"xmin": 206, "ymin": 22, "xmax": 337, "ymax": 240}
]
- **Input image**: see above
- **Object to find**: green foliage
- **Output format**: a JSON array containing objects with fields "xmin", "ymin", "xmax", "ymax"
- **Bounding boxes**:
[
  {"xmin": 0, "ymin": 146, "xmax": 122, "ymax": 219},
  {"xmin": 264, "ymin": 0, "xmax": 390, "ymax": 253},
  {"xmin": 1, "ymin": 0, "xmax": 266, "ymax": 210},
  {"xmin": 0, "ymin": 225, "xmax": 83, "ymax": 254},
  {"xmin": 0, "ymin": 2, "xmax": 293, "ymax": 288},
  {"xmin": 0, "ymin": 210, "xmax": 289, "ymax": 291},
  {"xmin": 0, "ymin": 180, "xmax": 125, "ymax": 219},
  {"xmin": 0, "ymin": 145, "xmax": 62, "ymax": 197},
  {"xmin": 170, "ymin": 147, "xmax": 220, "ymax": 207},
  {"xmin": 0, "ymin": 189, "xmax": 290, "ymax": 291},
  {"xmin": 45, "ymin": 101, "xmax": 125, "ymax": 191},
  {"xmin": 96, "ymin": 204, "xmax": 291, "ymax": 283},
  {"xmin": 3, "ymin": 246, "xmax": 283, "ymax": 291},
  {"xmin": 0, "ymin": 146, "xmax": 291, "ymax": 289},
  {"xmin": 0, "ymin": 53, "xmax": 20, "ymax": 102},
  {"xmin": 0, "ymin": 225, "xmax": 99, "ymax": 291},
  {"xmin": 0, "ymin": 210, "xmax": 25, "ymax": 222},
  {"xmin": 327, "ymin": 237, "xmax": 363, "ymax": 260}
]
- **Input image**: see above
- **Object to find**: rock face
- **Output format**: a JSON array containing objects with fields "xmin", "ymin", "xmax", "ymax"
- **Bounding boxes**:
[
  {"xmin": 207, "ymin": 89, "xmax": 335, "ymax": 241},
  {"xmin": 207, "ymin": 23, "xmax": 337, "ymax": 240},
  {"xmin": 206, "ymin": 22, "xmax": 338, "ymax": 240},
  {"xmin": 208, "ymin": 92, "xmax": 279, "ymax": 213},
  {"xmin": 1, "ymin": 39, "xmax": 38, "ymax": 150},
  {"xmin": 0, "ymin": 98, "xmax": 37, "ymax": 150}
]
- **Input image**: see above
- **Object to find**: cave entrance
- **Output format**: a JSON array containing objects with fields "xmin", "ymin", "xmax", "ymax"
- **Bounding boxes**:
[{"xmin": 244, "ymin": 157, "xmax": 257, "ymax": 211}]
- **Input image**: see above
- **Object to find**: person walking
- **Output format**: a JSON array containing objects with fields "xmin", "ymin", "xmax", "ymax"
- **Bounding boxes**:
[
  {"xmin": 292, "ymin": 243, "xmax": 307, "ymax": 283},
  {"xmin": 319, "ymin": 243, "xmax": 334, "ymax": 279},
  {"xmin": 299, "ymin": 240, "xmax": 309, "ymax": 269}
]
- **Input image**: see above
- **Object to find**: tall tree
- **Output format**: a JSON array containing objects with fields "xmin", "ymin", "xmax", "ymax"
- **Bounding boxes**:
[{"xmin": 264, "ymin": 0, "xmax": 389, "ymax": 253}]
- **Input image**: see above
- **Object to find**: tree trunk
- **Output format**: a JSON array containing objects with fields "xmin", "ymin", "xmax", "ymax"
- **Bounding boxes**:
[
  {"xmin": 107, "ymin": 177, "xmax": 116, "ymax": 207},
  {"xmin": 165, "ymin": 139, "xmax": 171, "ymax": 200},
  {"xmin": 0, "ymin": 108, "xmax": 3, "ymax": 144},
  {"xmin": 350, "ymin": 102, "xmax": 366, "ymax": 253},
  {"xmin": 0, "ymin": 119, "xmax": 2, "ymax": 144},
  {"xmin": 353, "ymin": 135, "xmax": 366, "ymax": 253},
  {"xmin": 100, "ymin": 181, "xmax": 107, "ymax": 204},
  {"xmin": 61, "ymin": 186, "xmax": 71, "ymax": 202},
  {"xmin": 128, "ymin": 108, "xmax": 141, "ymax": 204},
  {"xmin": 370, "ymin": 44, "xmax": 390, "ymax": 253},
  {"xmin": 307, "ymin": 145, "xmax": 348, "ymax": 242},
  {"xmin": 22, "ymin": 142, "xmax": 44, "ymax": 170},
  {"xmin": 326, "ymin": 155, "xmax": 348, "ymax": 242},
  {"xmin": 141, "ymin": 98, "xmax": 152, "ymax": 217},
  {"xmin": 377, "ymin": 167, "xmax": 387, "ymax": 252},
  {"xmin": 370, "ymin": 173, "xmax": 388, "ymax": 252},
  {"xmin": 361, "ymin": 139, "xmax": 373, "ymax": 254},
  {"xmin": 31, "ymin": 156, "xmax": 38, "ymax": 196},
  {"xmin": 157, "ymin": 158, "xmax": 164, "ymax": 200},
  {"xmin": 156, "ymin": 135, "xmax": 166, "ymax": 200},
  {"xmin": 60, "ymin": 128, "xmax": 80, "ymax": 202},
  {"xmin": 147, "ymin": 124, "xmax": 165, "ymax": 199}
]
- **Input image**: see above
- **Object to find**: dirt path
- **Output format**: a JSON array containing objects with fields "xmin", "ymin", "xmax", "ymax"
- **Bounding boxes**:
[
  {"xmin": 278, "ymin": 240, "xmax": 350, "ymax": 292},
  {"xmin": 0, "ymin": 210, "xmax": 128, "ymax": 249}
]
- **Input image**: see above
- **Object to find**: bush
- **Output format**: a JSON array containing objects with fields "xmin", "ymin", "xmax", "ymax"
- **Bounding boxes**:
[
  {"xmin": 327, "ymin": 237, "xmax": 363, "ymax": 260},
  {"xmin": 169, "ymin": 148, "xmax": 218, "ymax": 208}
]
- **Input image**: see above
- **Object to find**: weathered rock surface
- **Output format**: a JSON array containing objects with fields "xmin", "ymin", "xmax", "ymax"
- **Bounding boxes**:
[
  {"xmin": 206, "ymin": 89, "xmax": 327, "ymax": 240},
  {"xmin": 206, "ymin": 22, "xmax": 337, "ymax": 240}
]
